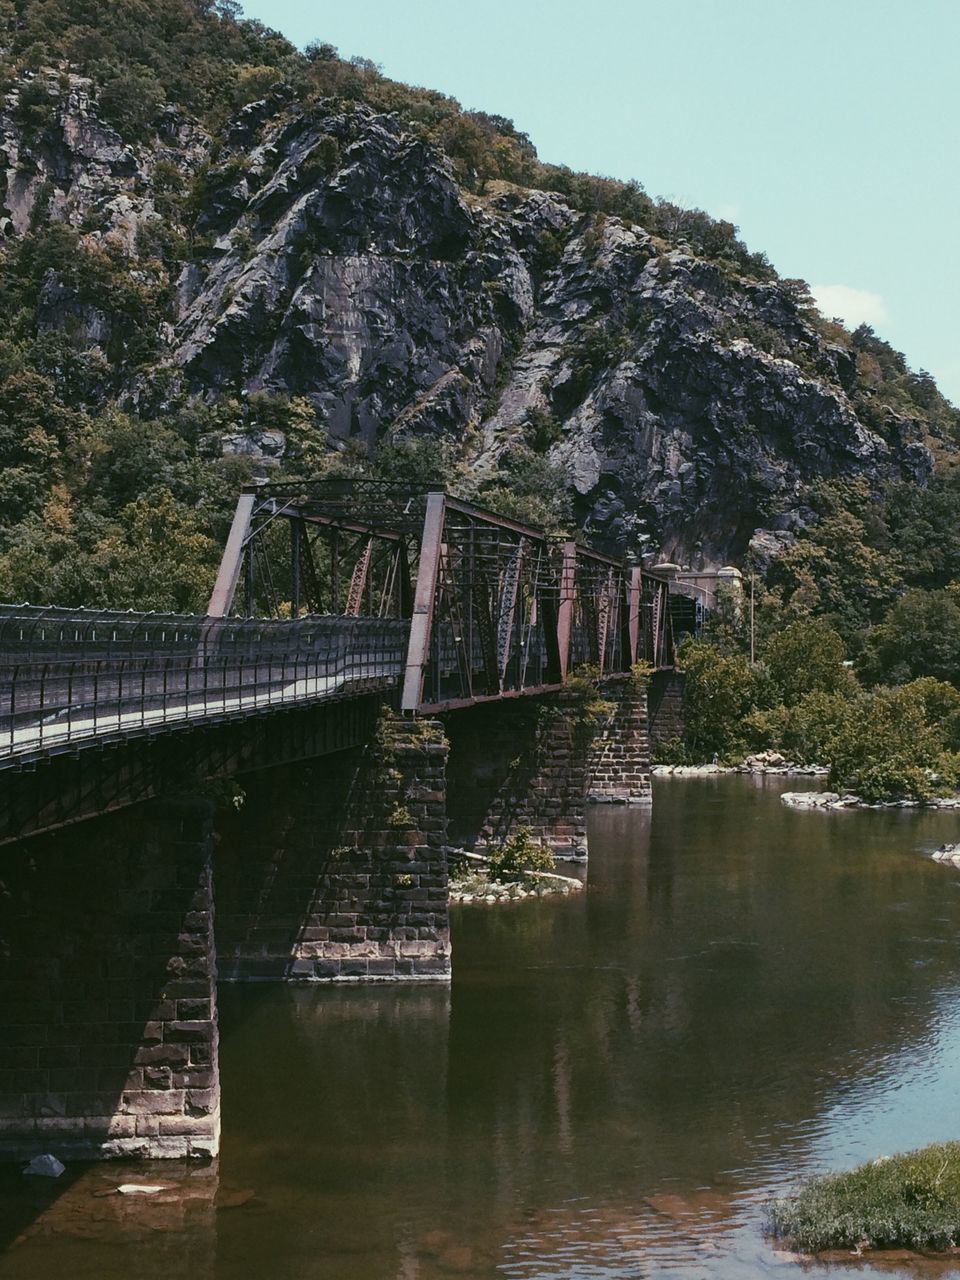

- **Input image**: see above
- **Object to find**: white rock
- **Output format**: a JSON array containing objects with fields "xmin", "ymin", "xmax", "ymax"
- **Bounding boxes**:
[{"xmin": 781, "ymin": 791, "xmax": 839, "ymax": 808}]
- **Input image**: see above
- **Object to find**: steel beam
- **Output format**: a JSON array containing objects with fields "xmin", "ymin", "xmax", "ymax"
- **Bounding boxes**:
[
  {"xmin": 628, "ymin": 567, "xmax": 642, "ymax": 666},
  {"xmin": 207, "ymin": 493, "xmax": 255, "ymax": 617},
  {"xmin": 557, "ymin": 541, "xmax": 577, "ymax": 680},
  {"xmin": 420, "ymin": 683, "xmax": 564, "ymax": 714},
  {"xmin": 401, "ymin": 493, "xmax": 446, "ymax": 712},
  {"xmin": 290, "ymin": 518, "xmax": 301, "ymax": 618}
]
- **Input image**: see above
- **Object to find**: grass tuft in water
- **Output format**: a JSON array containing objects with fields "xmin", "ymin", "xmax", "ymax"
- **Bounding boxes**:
[{"xmin": 768, "ymin": 1142, "xmax": 960, "ymax": 1253}]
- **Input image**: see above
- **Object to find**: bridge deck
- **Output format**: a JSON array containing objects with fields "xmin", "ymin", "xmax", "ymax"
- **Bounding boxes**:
[{"xmin": 0, "ymin": 610, "xmax": 406, "ymax": 767}]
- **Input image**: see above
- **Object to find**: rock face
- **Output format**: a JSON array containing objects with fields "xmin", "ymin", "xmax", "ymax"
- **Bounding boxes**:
[{"xmin": 0, "ymin": 73, "xmax": 936, "ymax": 563}]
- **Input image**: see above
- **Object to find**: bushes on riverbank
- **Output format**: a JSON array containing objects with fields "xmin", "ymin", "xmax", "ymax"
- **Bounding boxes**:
[
  {"xmin": 663, "ymin": 621, "xmax": 960, "ymax": 802},
  {"xmin": 768, "ymin": 1142, "xmax": 960, "ymax": 1253}
]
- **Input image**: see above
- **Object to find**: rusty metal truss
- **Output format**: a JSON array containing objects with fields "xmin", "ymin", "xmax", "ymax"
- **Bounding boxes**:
[{"xmin": 206, "ymin": 481, "xmax": 674, "ymax": 715}]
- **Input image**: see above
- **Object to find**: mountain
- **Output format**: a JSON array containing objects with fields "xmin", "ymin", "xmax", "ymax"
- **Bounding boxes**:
[{"xmin": 0, "ymin": 0, "xmax": 956, "ymax": 610}]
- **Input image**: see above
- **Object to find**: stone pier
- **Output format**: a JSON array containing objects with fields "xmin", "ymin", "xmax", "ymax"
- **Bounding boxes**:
[
  {"xmin": 647, "ymin": 670, "xmax": 686, "ymax": 748},
  {"xmin": 215, "ymin": 713, "xmax": 451, "ymax": 982},
  {"xmin": 445, "ymin": 695, "xmax": 593, "ymax": 860},
  {"xmin": 0, "ymin": 796, "xmax": 220, "ymax": 1161},
  {"xmin": 587, "ymin": 675, "xmax": 653, "ymax": 805}
]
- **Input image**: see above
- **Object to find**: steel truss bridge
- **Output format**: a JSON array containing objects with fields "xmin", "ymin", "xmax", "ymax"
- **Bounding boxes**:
[{"xmin": 0, "ymin": 482, "xmax": 674, "ymax": 770}]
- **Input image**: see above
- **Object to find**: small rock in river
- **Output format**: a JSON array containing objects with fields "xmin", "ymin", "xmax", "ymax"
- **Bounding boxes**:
[{"xmin": 23, "ymin": 1154, "xmax": 64, "ymax": 1178}]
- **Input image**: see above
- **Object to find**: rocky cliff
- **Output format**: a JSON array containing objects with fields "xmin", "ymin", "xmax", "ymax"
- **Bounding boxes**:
[{"xmin": 0, "ymin": 68, "xmax": 945, "ymax": 568}]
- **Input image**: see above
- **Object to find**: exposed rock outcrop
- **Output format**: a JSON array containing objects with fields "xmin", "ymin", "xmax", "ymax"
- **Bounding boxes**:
[{"xmin": 0, "ymin": 73, "xmax": 936, "ymax": 564}]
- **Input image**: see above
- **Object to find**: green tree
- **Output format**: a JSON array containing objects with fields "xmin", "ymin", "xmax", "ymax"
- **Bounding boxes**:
[
  {"xmin": 858, "ymin": 588, "xmax": 960, "ymax": 686},
  {"xmin": 676, "ymin": 638, "xmax": 758, "ymax": 762},
  {"xmin": 764, "ymin": 618, "xmax": 848, "ymax": 705},
  {"xmin": 826, "ymin": 682, "xmax": 953, "ymax": 803},
  {"xmin": 745, "ymin": 688, "xmax": 856, "ymax": 765},
  {"xmin": 768, "ymin": 483, "xmax": 900, "ymax": 639},
  {"xmin": 85, "ymin": 489, "xmax": 219, "ymax": 612}
]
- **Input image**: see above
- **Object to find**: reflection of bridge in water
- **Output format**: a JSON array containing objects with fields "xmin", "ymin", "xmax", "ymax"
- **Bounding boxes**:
[{"xmin": 0, "ymin": 481, "xmax": 678, "ymax": 1165}]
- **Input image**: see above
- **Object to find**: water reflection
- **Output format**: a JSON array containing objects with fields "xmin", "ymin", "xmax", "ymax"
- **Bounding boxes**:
[{"xmin": 4, "ymin": 777, "xmax": 960, "ymax": 1278}]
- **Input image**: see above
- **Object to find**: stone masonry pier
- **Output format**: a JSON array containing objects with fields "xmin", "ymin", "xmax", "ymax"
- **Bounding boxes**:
[
  {"xmin": 215, "ymin": 713, "xmax": 451, "ymax": 983},
  {"xmin": 0, "ymin": 797, "xmax": 219, "ymax": 1162},
  {"xmin": 0, "ymin": 689, "xmax": 654, "ymax": 1160},
  {"xmin": 587, "ymin": 675, "xmax": 653, "ymax": 805},
  {"xmin": 445, "ymin": 695, "xmax": 594, "ymax": 861}
]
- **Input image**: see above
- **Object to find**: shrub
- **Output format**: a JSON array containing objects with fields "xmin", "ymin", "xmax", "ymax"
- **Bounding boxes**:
[
  {"xmin": 768, "ymin": 1142, "xmax": 960, "ymax": 1253},
  {"xmin": 826, "ymin": 683, "xmax": 952, "ymax": 801},
  {"xmin": 744, "ymin": 688, "xmax": 857, "ymax": 765},
  {"xmin": 523, "ymin": 407, "xmax": 562, "ymax": 453},
  {"xmin": 651, "ymin": 735, "xmax": 689, "ymax": 765},
  {"xmin": 487, "ymin": 826, "xmax": 554, "ymax": 881}
]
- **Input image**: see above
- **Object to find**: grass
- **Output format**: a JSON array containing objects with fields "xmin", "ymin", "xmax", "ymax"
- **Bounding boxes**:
[{"xmin": 768, "ymin": 1142, "xmax": 960, "ymax": 1253}]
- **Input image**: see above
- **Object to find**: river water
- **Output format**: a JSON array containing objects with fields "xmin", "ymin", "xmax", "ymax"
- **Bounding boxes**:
[{"xmin": 4, "ymin": 776, "xmax": 960, "ymax": 1279}]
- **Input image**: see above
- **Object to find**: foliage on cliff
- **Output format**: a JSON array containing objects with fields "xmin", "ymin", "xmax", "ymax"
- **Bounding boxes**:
[{"xmin": 0, "ymin": 0, "xmax": 955, "ymax": 623}]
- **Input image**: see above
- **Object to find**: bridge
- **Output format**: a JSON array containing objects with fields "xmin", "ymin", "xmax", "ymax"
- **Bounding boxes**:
[
  {"xmin": 0, "ymin": 482, "xmax": 671, "ymax": 768},
  {"xmin": 0, "ymin": 481, "xmax": 679, "ymax": 1163}
]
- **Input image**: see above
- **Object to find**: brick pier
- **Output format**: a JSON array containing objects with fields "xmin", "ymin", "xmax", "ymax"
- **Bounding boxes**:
[
  {"xmin": 445, "ymin": 696, "xmax": 594, "ymax": 860},
  {"xmin": 0, "ymin": 796, "xmax": 220, "ymax": 1161},
  {"xmin": 215, "ymin": 713, "xmax": 451, "ymax": 982},
  {"xmin": 0, "ymin": 686, "xmax": 657, "ymax": 1162},
  {"xmin": 587, "ymin": 675, "xmax": 653, "ymax": 805}
]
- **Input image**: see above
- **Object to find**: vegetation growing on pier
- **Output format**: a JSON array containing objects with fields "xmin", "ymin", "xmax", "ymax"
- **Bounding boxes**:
[{"xmin": 486, "ymin": 826, "xmax": 555, "ymax": 881}]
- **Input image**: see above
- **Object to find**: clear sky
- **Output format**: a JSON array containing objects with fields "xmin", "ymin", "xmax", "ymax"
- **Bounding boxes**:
[{"xmin": 239, "ymin": 0, "xmax": 959, "ymax": 404}]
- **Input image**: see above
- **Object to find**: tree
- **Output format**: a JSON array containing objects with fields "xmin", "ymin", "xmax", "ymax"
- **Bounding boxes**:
[
  {"xmin": 826, "ymin": 683, "xmax": 953, "ymax": 803},
  {"xmin": 676, "ymin": 638, "xmax": 758, "ymax": 761},
  {"xmin": 765, "ymin": 618, "xmax": 848, "ymax": 705},
  {"xmin": 858, "ymin": 588, "xmax": 960, "ymax": 687},
  {"xmin": 85, "ymin": 489, "xmax": 219, "ymax": 612}
]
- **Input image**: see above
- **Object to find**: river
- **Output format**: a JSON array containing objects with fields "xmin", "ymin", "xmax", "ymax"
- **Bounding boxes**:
[{"xmin": 3, "ymin": 776, "xmax": 960, "ymax": 1278}]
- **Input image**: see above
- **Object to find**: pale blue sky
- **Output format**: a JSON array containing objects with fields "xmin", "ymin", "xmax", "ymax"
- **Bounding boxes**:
[{"xmin": 240, "ymin": 0, "xmax": 959, "ymax": 404}]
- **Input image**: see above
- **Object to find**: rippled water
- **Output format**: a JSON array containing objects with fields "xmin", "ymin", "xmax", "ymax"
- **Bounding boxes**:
[{"xmin": 4, "ymin": 776, "xmax": 960, "ymax": 1278}]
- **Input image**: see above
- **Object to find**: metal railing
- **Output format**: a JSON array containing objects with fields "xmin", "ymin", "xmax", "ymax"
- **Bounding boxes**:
[{"xmin": 0, "ymin": 606, "xmax": 408, "ymax": 764}]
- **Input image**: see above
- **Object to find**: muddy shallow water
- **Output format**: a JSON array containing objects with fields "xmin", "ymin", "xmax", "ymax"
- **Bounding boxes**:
[{"xmin": 3, "ymin": 775, "xmax": 960, "ymax": 1278}]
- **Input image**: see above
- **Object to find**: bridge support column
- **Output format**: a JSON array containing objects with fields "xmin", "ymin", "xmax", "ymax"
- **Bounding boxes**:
[
  {"xmin": 646, "ymin": 670, "xmax": 687, "ymax": 749},
  {"xmin": 587, "ymin": 674, "xmax": 653, "ymax": 805},
  {"xmin": 445, "ymin": 695, "xmax": 593, "ymax": 861},
  {"xmin": 0, "ymin": 796, "xmax": 219, "ymax": 1161},
  {"xmin": 216, "ymin": 712, "xmax": 451, "ymax": 982}
]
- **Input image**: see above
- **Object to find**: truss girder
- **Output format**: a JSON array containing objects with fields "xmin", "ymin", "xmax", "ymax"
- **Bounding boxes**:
[{"xmin": 203, "ymin": 480, "xmax": 675, "ymax": 713}]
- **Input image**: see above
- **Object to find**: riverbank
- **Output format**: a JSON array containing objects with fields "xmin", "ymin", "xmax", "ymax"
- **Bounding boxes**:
[
  {"xmin": 653, "ymin": 751, "xmax": 828, "ymax": 778},
  {"xmin": 768, "ymin": 1141, "xmax": 960, "ymax": 1255},
  {"xmin": 781, "ymin": 790, "xmax": 960, "ymax": 811},
  {"xmin": 448, "ymin": 867, "xmax": 583, "ymax": 904}
]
